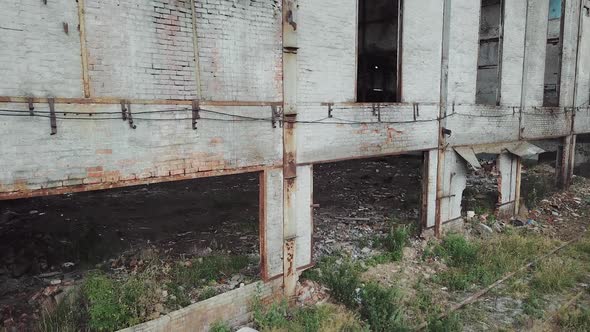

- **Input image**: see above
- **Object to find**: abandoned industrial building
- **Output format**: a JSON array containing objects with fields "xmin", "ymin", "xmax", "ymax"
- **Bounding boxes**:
[{"xmin": 1, "ymin": 0, "xmax": 590, "ymax": 330}]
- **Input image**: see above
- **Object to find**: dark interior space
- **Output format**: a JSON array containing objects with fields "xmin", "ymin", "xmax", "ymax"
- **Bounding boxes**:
[
  {"xmin": 574, "ymin": 134, "xmax": 590, "ymax": 178},
  {"xmin": 462, "ymin": 154, "xmax": 500, "ymax": 216},
  {"xmin": 0, "ymin": 173, "xmax": 260, "ymax": 330},
  {"xmin": 357, "ymin": 0, "xmax": 400, "ymax": 102},
  {"xmin": 476, "ymin": 0, "xmax": 503, "ymax": 105},
  {"xmin": 312, "ymin": 155, "xmax": 422, "ymax": 260}
]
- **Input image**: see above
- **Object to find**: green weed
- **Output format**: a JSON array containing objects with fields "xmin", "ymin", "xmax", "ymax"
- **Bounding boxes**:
[
  {"xmin": 426, "ymin": 313, "xmax": 462, "ymax": 332},
  {"xmin": 210, "ymin": 320, "xmax": 231, "ymax": 332},
  {"xmin": 530, "ymin": 256, "xmax": 583, "ymax": 294},
  {"xmin": 557, "ymin": 306, "xmax": 590, "ymax": 331},
  {"xmin": 359, "ymin": 282, "xmax": 407, "ymax": 332}
]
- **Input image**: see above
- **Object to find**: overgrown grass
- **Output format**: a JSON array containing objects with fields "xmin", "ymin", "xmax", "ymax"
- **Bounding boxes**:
[
  {"xmin": 426, "ymin": 313, "xmax": 462, "ymax": 332},
  {"xmin": 210, "ymin": 320, "xmax": 232, "ymax": 332},
  {"xmin": 530, "ymin": 256, "xmax": 584, "ymax": 294},
  {"xmin": 304, "ymin": 256, "xmax": 408, "ymax": 331},
  {"xmin": 37, "ymin": 292, "xmax": 87, "ymax": 332},
  {"xmin": 170, "ymin": 255, "xmax": 251, "ymax": 288},
  {"xmin": 252, "ymin": 294, "xmax": 367, "ymax": 332},
  {"xmin": 557, "ymin": 306, "xmax": 590, "ymax": 331},
  {"xmin": 433, "ymin": 233, "xmax": 556, "ymax": 291}
]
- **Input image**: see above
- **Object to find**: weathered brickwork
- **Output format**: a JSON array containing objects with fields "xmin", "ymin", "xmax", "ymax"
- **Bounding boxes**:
[
  {"xmin": 85, "ymin": 0, "xmax": 197, "ymax": 99},
  {"xmin": 0, "ymin": 0, "xmax": 83, "ymax": 97},
  {"xmin": 0, "ymin": 103, "xmax": 282, "ymax": 195},
  {"xmin": 194, "ymin": 0, "xmax": 282, "ymax": 101},
  {"xmin": 297, "ymin": 0, "xmax": 357, "ymax": 103}
]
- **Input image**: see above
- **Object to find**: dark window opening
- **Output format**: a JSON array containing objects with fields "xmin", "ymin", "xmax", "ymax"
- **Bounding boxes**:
[
  {"xmin": 476, "ymin": 0, "xmax": 504, "ymax": 105},
  {"xmin": 357, "ymin": 0, "xmax": 401, "ymax": 102},
  {"xmin": 543, "ymin": 0, "xmax": 563, "ymax": 107}
]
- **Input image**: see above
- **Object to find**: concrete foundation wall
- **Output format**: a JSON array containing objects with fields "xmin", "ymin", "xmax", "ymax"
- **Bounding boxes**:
[{"xmin": 119, "ymin": 279, "xmax": 282, "ymax": 332}]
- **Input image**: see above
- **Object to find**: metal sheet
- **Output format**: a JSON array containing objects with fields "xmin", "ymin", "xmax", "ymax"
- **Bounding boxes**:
[
  {"xmin": 454, "ymin": 146, "xmax": 481, "ymax": 170},
  {"xmin": 506, "ymin": 141, "xmax": 545, "ymax": 157}
]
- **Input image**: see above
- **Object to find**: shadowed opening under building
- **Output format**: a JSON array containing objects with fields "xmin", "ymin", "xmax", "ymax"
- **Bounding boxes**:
[
  {"xmin": 0, "ymin": 172, "xmax": 261, "ymax": 330},
  {"xmin": 312, "ymin": 155, "xmax": 422, "ymax": 260}
]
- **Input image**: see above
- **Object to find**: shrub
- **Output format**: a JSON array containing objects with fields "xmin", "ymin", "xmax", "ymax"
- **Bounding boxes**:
[
  {"xmin": 359, "ymin": 282, "xmax": 407, "ymax": 332},
  {"xmin": 210, "ymin": 320, "xmax": 231, "ymax": 332}
]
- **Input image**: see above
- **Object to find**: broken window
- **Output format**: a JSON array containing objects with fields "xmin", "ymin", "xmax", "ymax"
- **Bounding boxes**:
[
  {"xmin": 357, "ymin": 0, "xmax": 401, "ymax": 102},
  {"xmin": 312, "ymin": 155, "xmax": 422, "ymax": 260},
  {"xmin": 476, "ymin": 0, "xmax": 504, "ymax": 105},
  {"xmin": 543, "ymin": 0, "xmax": 563, "ymax": 107}
]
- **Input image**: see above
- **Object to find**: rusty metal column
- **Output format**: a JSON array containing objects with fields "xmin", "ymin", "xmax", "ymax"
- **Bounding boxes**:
[{"xmin": 282, "ymin": 0, "xmax": 298, "ymax": 299}]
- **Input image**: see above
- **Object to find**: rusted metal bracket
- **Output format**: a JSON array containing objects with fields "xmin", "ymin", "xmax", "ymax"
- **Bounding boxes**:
[
  {"xmin": 120, "ymin": 100, "xmax": 127, "ymax": 121},
  {"xmin": 413, "ymin": 102, "xmax": 420, "ymax": 121},
  {"xmin": 271, "ymin": 106, "xmax": 283, "ymax": 128},
  {"xmin": 27, "ymin": 98, "xmax": 34, "ymax": 116},
  {"xmin": 126, "ymin": 102, "xmax": 136, "ymax": 129},
  {"xmin": 192, "ymin": 100, "xmax": 200, "ymax": 130},
  {"xmin": 327, "ymin": 103, "xmax": 333, "ymax": 118},
  {"xmin": 371, "ymin": 103, "xmax": 381, "ymax": 122},
  {"xmin": 441, "ymin": 127, "xmax": 452, "ymax": 137},
  {"xmin": 48, "ymin": 98, "xmax": 57, "ymax": 135}
]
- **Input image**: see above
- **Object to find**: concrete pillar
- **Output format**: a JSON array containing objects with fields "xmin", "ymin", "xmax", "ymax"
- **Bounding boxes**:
[
  {"xmin": 421, "ymin": 149, "xmax": 438, "ymax": 230},
  {"xmin": 558, "ymin": 134, "xmax": 577, "ymax": 188},
  {"xmin": 260, "ymin": 168, "xmax": 284, "ymax": 280},
  {"xmin": 436, "ymin": 150, "xmax": 467, "ymax": 234},
  {"xmin": 497, "ymin": 152, "xmax": 521, "ymax": 217}
]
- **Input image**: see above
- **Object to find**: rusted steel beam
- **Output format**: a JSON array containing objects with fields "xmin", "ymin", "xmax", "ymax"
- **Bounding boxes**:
[
  {"xmin": 0, "ymin": 165, "xmax": 280, "ymax": 200},
  {"xmin": 0, "ymin": 96, "xmax": 281, "ymax": 107},
  {"xmin": 282, "ymin": 0, "xmax": 298, "ymax": 299},
  {"xmin": 77, "ymin": 0, "xmax": 91, "ymax": 98}
]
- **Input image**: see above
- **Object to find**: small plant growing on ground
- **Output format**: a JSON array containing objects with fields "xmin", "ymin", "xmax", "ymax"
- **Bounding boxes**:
[
  {"xmin": 359, "ymin": 282, "xmax": 408, "ymax": 332},
  {"xmin": 381, "ymin": 223, "xmax": 411, "ymax": 261},
  {"xmin": 557, "ymin": 306, "xmax": 590, "ymax": 331},
  {"xmin": 210, "ymin": 320, "xmax": 231, "ymax": 332},
  {"xmin": 426, "ymin": 313, "xmax": 462, "ymax": 332}
]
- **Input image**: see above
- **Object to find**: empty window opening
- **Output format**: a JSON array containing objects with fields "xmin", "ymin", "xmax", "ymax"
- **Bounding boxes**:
[
  {"xmin": 574, "ymin": 134, "xmax": 590, "ymax": 178},
  {"xmin": 543, "ymin": 0, "xmax": 563, "ymax": 107},
  {"xmin": 357, "ymin": 0, "xmax": 401, "ymax": 102},
  {"xmin": 476, "ymin": 0, "xmax": 504, "ymax": 105},
  {"xmin": 0, "ymin": 173, "xmax": 261, "ymax": 330},
  {"xmin": 312, "ymin": 155, "xmax": 422, "ymax": 260}
]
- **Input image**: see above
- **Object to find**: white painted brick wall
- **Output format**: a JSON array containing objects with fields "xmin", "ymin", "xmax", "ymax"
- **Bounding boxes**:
[
  {"xmin": 195, "ymin": 0, "xmax": 282, "ymax": 101},
  {"xmin": 296, "ymin": 104, "xmax": 439, "ymax": 164},
  {"xmin": 85, "ymin": 0, "xmax": 197, "ymax": 99},
  {"xmin": 262, "ymin": 168, "xmax": 284, "ymax": 278},
  {"xmin": 0, "ymin": 103, "xmax": 282, "ymax": 193},
  {"xmin": 446, "ymin": 105, "xmax": 520, "ymax": 146},
  {"xmin": 447, "ymin": 0, "xmax": 480, "ymax": 104},
  {"xmin": 522, "ymin": 0, "xmax": 550, "ymax": 107},
  {"xmin": 297, "ymin": 0, "xmax": 357, "ymax": 103},
  {"xmin": 500, "ymin": 0, "xmax": 527, "ymax": 106},
  {"xmin": 560, "ymin": 0, "xmax": 582, "ymax": 107},
  {"xmin": 401, "ymin": 0, "xmax": 444, "ymax": 103},
  {"xmin": 0, "ymin": 0, "xmax": 83, "ymax": 97},
  {"xmin": 576, "ymin": 12, "xmax": 590, "ymax": 107}
]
